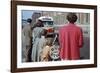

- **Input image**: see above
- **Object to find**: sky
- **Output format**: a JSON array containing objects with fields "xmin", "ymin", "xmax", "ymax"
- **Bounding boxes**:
[
  {"xmin": 22, "ymin": 10, "xmax": 41, "ymax": 20},
  {"xmin": 22, "ymin": 10, "xmax": 34, "ymax": 20}
]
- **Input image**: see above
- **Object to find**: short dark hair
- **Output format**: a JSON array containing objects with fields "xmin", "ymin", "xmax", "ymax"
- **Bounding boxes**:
[
  {"xmin": 27, "ymin": 18, "xmax": 32, "ymax": 23},
  {"xmin": 67, "ymin": 13, "xmax": 77, "ymax": 23}
]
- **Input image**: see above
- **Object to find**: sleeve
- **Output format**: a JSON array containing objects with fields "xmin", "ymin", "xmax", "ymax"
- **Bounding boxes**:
[
  {"xmin": 32, "ymin": 29, "xmax": 36, "ymax": 44},
  {"xmin": 22, "ymin": 26, "xmax": 25, "ymax": 36},
  {"xmin": 29, "ymin": 27, "xmax": 32, "ymax": 38},
  {"xmin": 78, "ymin": 28, "xmax": 84, "ymax": 48},
  {"xmin": 58, "ymin": 28, "xmax": 62, "ymax": 48}
]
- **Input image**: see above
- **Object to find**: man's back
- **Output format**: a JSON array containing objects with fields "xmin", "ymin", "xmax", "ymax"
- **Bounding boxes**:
[
  {"xmin": 59, "ymin": 23, "xmax": 83, "ymax": 60},
  {"xmin": 23, "ymin": 24, "xmax": 32, "ymax": 46}
]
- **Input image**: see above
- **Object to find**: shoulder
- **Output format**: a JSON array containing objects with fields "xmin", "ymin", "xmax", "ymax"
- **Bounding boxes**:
[
  {"xmin": 74, "ymin": 24, "xmax": 82, "ymax": 29},
  {"xmin": 75, "ymin": 25, "xmax": 83, "ymax": 33},
  {"xmin": 59, "ymin": 25, "xmax": 67, "ymax": 31}
]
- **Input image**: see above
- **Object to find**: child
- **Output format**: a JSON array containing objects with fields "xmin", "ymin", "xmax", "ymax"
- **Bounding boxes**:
[{"xmin": 40, "ymin": 38, "xmax": 53, "ymax": 61}]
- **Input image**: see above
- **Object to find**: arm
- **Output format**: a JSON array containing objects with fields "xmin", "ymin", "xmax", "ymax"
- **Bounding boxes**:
[
  {"xmin": 58, "ymin": 29, "xmax": 62, "ymax": 49},
  {"xmin": 79, "ymin": 29, "xmax": 84, "ymax": 48}
]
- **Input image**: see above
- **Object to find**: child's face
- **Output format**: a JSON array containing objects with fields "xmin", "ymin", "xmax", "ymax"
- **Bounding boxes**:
[{"xmin": 46, "ymin": 38, "xmax": 53, "ymax": 46}]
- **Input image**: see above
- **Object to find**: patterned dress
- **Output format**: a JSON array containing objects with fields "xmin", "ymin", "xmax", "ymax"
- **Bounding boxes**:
[{"xmin": 31, "ymin": 27, "xmax": 45, "ymax": 62}]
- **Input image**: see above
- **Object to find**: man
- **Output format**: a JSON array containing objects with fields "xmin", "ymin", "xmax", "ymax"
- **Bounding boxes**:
[
  {"xmin": 59, "ymin": 13, "xmax": 83, "ymax": 60},
  {"xmin": 22, "ymin": 18, "xmax": 32, "ymax": 62}
]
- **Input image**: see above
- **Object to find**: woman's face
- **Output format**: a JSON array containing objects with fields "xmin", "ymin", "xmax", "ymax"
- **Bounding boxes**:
[{"xmin": 37, "ymin": 20, "xmax": 43, "ymax": 27}]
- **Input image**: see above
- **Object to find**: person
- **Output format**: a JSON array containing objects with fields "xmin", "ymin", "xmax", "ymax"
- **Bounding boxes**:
[
  {"xmin": 41, "ymin": 38, "xmax": 53, "ymax": 61},
  {"xmin": 31, "ymin": 19, "xmax": 44, "ymax": 62},
  {"xmin": 59, "ymin": 13, "xmax": 83, "ymax": 60},
  {"xmin": 22, "ymin": 18, "xmax": 32, "ymax": 62}
]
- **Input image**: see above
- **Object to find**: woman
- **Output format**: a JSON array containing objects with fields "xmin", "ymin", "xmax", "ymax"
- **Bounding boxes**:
[{"xmin": 31, "ymin": 20, "xmax": 44, "ymax": 62}]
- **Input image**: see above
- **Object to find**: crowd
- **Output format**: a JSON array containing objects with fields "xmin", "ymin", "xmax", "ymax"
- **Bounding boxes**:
[{"xmin": 22, "ymin": 13, "xmax": 83, "ymax": 62}]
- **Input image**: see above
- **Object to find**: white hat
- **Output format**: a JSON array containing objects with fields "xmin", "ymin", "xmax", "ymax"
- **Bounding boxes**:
[{"xmin": 38, "ymin": 16, "xmax": 53, "ymax": 21}]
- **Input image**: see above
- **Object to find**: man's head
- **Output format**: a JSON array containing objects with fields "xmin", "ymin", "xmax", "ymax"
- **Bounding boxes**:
[
  {"xmin": 27, "ymin": 18, "xmax": 32, "ymax": 24},
  {"xmin": 67, "ymin": 13, "xmax": 77, "ymax": 23}
]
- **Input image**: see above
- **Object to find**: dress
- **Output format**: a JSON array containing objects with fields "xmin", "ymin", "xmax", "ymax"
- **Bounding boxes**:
[
  {"xmin": 38, "ymin": 36, "xmax": 47, "ymax": 61},
  {"xmin": 59, "ymin": 23, "xmax": 83, "ymax": 60},
  {"xmin": 31, "ymin": 27, "xmax": 44, "ymax": 62}
]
